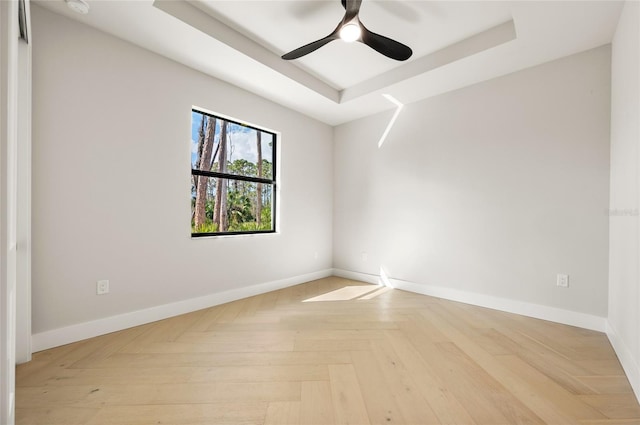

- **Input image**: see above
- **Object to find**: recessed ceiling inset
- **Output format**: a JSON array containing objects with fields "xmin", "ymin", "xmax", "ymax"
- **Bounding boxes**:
[{"xmin": 153, "ymin": 0, "xmax": 517, "ymax": 106}]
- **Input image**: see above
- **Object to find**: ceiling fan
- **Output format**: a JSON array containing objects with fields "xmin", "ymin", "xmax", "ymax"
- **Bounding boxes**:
[{"xmin": 281, "ymin": 0, "xmax": 413, "ymax": 62}]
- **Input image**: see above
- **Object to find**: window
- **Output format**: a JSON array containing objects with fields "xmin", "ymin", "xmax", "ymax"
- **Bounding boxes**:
[{"xmin": 191, "ymin": 109, "xmax": 276, "ymax": 236}]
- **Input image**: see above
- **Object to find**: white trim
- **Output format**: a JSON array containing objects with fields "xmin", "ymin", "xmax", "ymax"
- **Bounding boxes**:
[
  {"xmin": 15, "ymin": 13, "xmax": 31, "ymax": 364},
  {"xmin": 32, "ymin": 269, "xmax": 333, "ymax": 352},
  {"xmin": 332, "ymin": 268, "xmax": 380, "ymax": 285},
  {"xmin": 1, "ymin": 0, "xmax": 20, "ymax": 422},
  {"xmin": 332, "ymin": 268, "xmax": 607, "ymax": 332},
  {"xmin": 607, "ymin": 321, "xmax": 640, "ymax": 404}
]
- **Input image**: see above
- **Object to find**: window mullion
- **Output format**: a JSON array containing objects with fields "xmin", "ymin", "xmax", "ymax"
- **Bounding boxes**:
[{"xmin": 191, "ymin": 169, "xmax": 273, "ymax": 185}]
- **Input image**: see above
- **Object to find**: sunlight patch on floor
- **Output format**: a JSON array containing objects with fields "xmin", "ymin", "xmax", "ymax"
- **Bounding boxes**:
[
  {"xmin": 357, "ymin": 286, "xmax": 392, "ymax": 300},
  {"xmin": 303, "ymin": 285, "xmax": 389, "ymax": 302}
]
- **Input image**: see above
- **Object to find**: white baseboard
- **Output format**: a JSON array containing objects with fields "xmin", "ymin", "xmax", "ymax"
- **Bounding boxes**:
[
  {"xmin": 332, "ymin": 268, "xmax": 380, "ymax": 285},
  {"xmin": 31, "ymin": 269, "xmax": 333, "ymax": 352},
  {"xmin": 606, "ymin": 321, "xmax": 640, "ymax": 404},
  {"xmin": 332, "ymin": 268, "xmax": 607, "ymax": 332}
]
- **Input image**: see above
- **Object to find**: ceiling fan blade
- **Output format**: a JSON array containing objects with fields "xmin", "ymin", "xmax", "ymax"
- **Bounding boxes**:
[
  {"xmin": 282, "ymin": 34, "xmax": 338, "ymax": 60},
  {"xmin": 360, "ymin": 23, "xmax": 413, "ymax": 61},
  {"xmin": 344, "ymin": 0, "xmax": 362, "ymax": 22}
]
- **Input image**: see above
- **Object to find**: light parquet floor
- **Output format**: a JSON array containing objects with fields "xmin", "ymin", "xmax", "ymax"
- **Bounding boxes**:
[{"xmin": 16, "ymin": 277, "xmax": 640, "ymax": 424}]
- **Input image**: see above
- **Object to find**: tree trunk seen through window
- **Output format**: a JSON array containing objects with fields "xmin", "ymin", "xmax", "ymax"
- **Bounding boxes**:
[
  {"xmin": 256, "ymin": 131, "xmax": 263, "ymax": 227},
  {"xmin": 194, "ymin": 116, "xmax": 216, "ymax": 230},
  {"xmin": 213, "ymin": 121, "xmax": 229, "ymax": 232}
]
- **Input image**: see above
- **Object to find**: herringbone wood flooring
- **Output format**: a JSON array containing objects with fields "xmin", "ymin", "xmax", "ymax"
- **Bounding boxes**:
[{"xmin": 16, "ymin": 277, "xmax": 640, "ymax": 424}]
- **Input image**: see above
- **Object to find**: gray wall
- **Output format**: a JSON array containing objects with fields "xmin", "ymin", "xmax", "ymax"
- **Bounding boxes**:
[
  {"xmin": 608, "ymin": 0, "xmax": 640, "ymax": 399},
  {"xmin": 334, "ymin": 46, "xmax": 611, "ymax": 317},
  {"xmin": 31, "ymin": 6, "xmax": 334, "ymax": 334}
]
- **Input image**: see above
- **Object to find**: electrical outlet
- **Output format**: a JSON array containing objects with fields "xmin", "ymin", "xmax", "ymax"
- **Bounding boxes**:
[
  {"xmin": 556, "ymin": 274, "xmax": 569, "ymax": 288},
  {"xmin": 361, "ymin": 252, "xmax": 368, "ymax": 262},
  {"xmin": 97, "ymin": 280, "xmax": 110, "ymax": 295}
]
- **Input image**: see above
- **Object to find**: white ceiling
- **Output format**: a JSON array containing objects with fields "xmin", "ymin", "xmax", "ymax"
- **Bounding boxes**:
[{"xmin": 35, "ymin": 0, "xmax": 624, "ymax": 125}]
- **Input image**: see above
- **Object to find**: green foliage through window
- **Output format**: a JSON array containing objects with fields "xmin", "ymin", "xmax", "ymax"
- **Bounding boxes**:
[{"xmin": 191, "ymin": 109, "xmax": 276, "ymax": 236}]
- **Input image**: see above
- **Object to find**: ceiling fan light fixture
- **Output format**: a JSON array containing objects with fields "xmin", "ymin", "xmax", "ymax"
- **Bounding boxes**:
[
  {"xmin": 339, "ymin": 23, "xmax": 361, "ymax": 42},
  {"xmin": 281, "ymin": 0, "xmax": 412, "ymax": 61}
]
